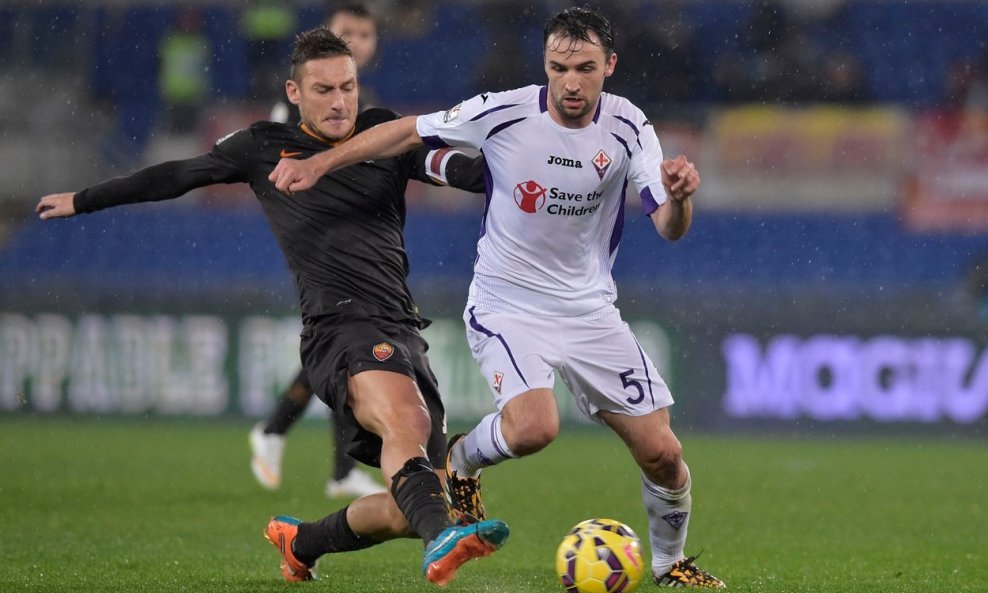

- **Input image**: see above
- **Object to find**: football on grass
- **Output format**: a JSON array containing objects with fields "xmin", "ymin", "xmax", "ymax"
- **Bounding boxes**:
[{"xmin": 555, "ymin": 518, "xmax": 644, "ymax": 593}]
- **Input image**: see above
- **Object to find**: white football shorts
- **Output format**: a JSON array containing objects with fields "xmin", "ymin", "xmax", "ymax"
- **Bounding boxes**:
[{"xmin": 463, "ymin": 305, "xmax": 674, "ymax": 421}]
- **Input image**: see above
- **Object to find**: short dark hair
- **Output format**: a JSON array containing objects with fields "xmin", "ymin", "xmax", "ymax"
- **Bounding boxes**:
[
  {"xmin": 543, "ymin": 6, "xmax": 615, "ymax": 58},
  {"xmin": 290, "ymin": 26, "xmax": 353, "ymax": 81}
]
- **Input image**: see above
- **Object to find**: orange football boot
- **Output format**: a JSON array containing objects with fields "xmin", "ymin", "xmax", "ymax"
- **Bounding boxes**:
[{"xmin": 264, "ymin": 516, "xmax": 315, "ymax": 582}]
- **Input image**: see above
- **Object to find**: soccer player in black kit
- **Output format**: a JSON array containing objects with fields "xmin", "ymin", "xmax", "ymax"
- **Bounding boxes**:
[
  {"xmin": 255, "ymin": 2, "xmax": 387, "ymax": 500},
  {"xmin": 35, "ymin": 27, "xmax": 508, "ymax": 586}
]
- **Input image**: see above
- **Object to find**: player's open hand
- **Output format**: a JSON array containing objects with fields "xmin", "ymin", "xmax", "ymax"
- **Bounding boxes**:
[
  {"xmin": 36, "ymin": 193, "xmax": 77, "ymax": 219},
  {"xmin": 661, "ymin": 155, "xmax": 700, "ymax": 201},
  {"xmin": 268, "ymin": 156, "xmax": 323, "ymax": 194}
]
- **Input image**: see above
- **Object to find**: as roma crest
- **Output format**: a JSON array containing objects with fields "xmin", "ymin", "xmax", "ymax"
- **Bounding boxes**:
[{"xmin": 372, "ymin": 342, "xmax": 394, "ymax": 361}]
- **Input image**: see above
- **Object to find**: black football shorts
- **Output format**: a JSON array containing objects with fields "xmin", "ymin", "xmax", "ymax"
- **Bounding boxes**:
[{"xmin": 300, "ymin": 313, "xmax": 446, "ymax": 469}]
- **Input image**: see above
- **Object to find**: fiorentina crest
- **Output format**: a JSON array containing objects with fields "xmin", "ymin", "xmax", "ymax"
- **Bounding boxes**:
[
  {"xmin": 591, "ymin": 149, "xmax": 611, "ymax": 179},
  {"xmin": 662, "ymin": 511, "xmax": 688, "ymax": 530}
]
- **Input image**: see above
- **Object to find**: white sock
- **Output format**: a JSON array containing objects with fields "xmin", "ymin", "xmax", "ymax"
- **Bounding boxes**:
[
  {"xmin": 451, "ymin": 411, "xmax": 516, "ymax": 477},
  {"xmin": 641, "ymin": 464, "xmax": 692, "ymax": 575}
]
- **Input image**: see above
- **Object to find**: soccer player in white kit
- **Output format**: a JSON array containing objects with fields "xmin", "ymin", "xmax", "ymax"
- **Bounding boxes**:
[{"xmin": 269, "ymin": 6, "xmax": 724, "ymax": 588}]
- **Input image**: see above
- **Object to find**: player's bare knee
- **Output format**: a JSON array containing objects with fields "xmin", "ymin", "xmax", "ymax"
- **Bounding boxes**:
[
  {"xmin": 636, "ymin": 438, "xmax": 682, "ymax": 483},
  {"xmin": 510, "ymin": 416, "xmax": 558, "ymax": 455},
  {"xmin": 404, "ymin": 404, "xmax": 433, "ymax": 438}
]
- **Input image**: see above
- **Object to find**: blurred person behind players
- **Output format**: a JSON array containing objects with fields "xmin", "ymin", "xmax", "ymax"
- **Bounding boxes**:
[
  {"xmin": 254, "ymin": 2, "xmax": 385, "ymax": 500},
  {"xmin": 271, "ymin": 2, "xmax": 378, "ymax": 124}
]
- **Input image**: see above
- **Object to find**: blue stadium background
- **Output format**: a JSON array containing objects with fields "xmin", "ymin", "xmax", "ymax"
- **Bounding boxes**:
[{"xmin": 1, "ymin": 1, "xmax": 987, "ymax": 429}]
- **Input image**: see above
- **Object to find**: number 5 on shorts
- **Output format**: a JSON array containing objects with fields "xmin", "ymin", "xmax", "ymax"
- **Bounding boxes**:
[{"xmin": 619, "ymin": 369, "xmax": 645, "ymax": 404}]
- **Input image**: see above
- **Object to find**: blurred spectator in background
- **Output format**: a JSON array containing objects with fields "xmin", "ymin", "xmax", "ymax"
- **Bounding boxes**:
[
  {"xmin": 711, "ymin": 0, "xmax": 819, "ymax": 103},
  {"xmin": 968, "ymin": 49, "xmax": 988, "ymax": 112},
  {"xmin": 473, "ymin": 0, "xmax": 543, "ymax": 90},
  {"xmin": 944, "ymin": 56, "xmax": 979, "ymax": 109},
  {"xmin": 381, "ymin": 0, "xmax": 435, "ymax": 40},
  {"xmin": 946, "ymin": 47, "xmax": 988, "ymax": 112},
  {"xmin": 606, "ymin": 1, "xmax": 698, "ymax": 110},
  {"xmin": 817, "ymin": 51, "xmax": 867, "ymax": 104},
  {"xmin": 271, "ymin": 3, "xmax": 379, "ymax": 123},
  {"xmin": 942, "ymin": 47, "xmax": 988, "ymax": 160},
  {"xmin": 965, "ymin": 253, "xmax": 988, "ymax": 321},
  {"xmin": 326, "ymin": 2, "xmax": 380, "ymax": 105},
  {"xmin": 243, "ymin": 0, "xmax": 297, "ymax": 103},
  {"xmin": 158, "ymin": 8, "xmax": 210, "ymax": 133}
]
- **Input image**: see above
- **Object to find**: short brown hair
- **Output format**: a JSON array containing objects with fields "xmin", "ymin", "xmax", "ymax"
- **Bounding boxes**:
[{"xmin": 290, "ymin": 26, "xmax": 353, "ymax": 81}]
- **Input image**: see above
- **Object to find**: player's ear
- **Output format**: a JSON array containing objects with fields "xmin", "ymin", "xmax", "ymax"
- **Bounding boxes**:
[
  {"xmin": 604, "ymin": 52, "xmax": 617, "ymax": 78},
  {"xmin": 286, "ymin": 79, "xmax": 301, "ymax": 105}
]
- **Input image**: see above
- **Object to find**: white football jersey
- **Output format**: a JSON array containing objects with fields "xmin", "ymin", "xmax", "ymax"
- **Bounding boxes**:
[{"xmin": 417, "ymin": 85, "xmax": 668, "ymax": 317}]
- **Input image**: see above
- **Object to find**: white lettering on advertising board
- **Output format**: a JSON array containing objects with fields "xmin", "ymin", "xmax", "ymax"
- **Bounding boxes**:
[
  {"xmin": 1, "ymin": 313, "xmax": 228, "ymax": 415},
  {"xmin": 1, "ymin": 314, "xmax": 671, "ymax": 423}
]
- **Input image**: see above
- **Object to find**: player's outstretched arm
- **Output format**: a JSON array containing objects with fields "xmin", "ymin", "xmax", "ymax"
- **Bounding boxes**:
[
  {"xmin": 269, "ymin": 115, "xmax": 423, "ymax": 194},
  {"xmin": 36, "ymin": 193, "xmax": 77, "ymax": 219},
  {"xmin": 35, "ymin": 157, "xmax": 230, "ymax": 221},
  {"xmin": 651, "ymin": 155, "xmax": 699, "ymax": 241}
]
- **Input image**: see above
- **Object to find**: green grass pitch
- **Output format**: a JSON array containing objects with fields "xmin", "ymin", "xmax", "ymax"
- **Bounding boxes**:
[{"xmin": 1, "ymin": 416, "xmax": 985, "ymax": 592}]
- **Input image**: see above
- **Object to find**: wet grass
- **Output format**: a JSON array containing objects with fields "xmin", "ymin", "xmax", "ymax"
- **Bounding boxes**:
[{"xmin": 1, "ymin": 416, "xmax": 984, "ymax": 592}]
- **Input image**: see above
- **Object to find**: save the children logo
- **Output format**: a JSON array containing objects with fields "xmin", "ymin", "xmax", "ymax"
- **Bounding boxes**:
[
  {"xmin": 512, "ymin": 180, "xmax": 602, "ymax": 217},
  {"xmin": 514, "ymin": 180, "xmax": 547, "ymax": 213}
]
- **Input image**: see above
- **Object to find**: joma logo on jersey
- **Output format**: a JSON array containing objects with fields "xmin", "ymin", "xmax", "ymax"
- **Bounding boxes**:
[{"xmin": 547, "ymin": 155, "xmax": 583, "ymax": 168}]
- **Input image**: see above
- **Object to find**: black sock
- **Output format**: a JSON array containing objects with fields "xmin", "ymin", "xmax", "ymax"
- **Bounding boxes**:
[
  {"xmin": 264, "ymin": 370, "xmax": 313, "ymax": 434},
  {"xmin": 293, "ymin": 505, "xmax": 379, "ymax": 565},
  {"xmin": 391, "ymin": 457, "xmax": 451, "ymax": 544},
  {"xmin": 331, "ymin": 413, "xmax": 357, "ymax": 481}
]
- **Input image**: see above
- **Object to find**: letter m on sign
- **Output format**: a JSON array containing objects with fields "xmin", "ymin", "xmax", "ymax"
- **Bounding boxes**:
[{"xmin": 721, "ymin": 334, "xmax": 800, "ymax": 418}]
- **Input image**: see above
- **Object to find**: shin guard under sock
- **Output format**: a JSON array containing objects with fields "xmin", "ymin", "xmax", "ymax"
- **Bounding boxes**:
[{"xmin": 390, "ymin": 457, "xmax": 451, "ymax": 544}]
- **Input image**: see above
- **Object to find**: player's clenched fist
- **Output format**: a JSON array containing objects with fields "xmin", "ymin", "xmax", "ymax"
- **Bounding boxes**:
[
  {"xmin": 269, "ymin": 157, "xmax": 323, "ymax": 194},
  {"xmin": 36, "ymin": 193, "xmax": 77, "ymax": 219},
  {"xmin": 660, "ymin": 155, "xmax": 700, "ymax": 201}
]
